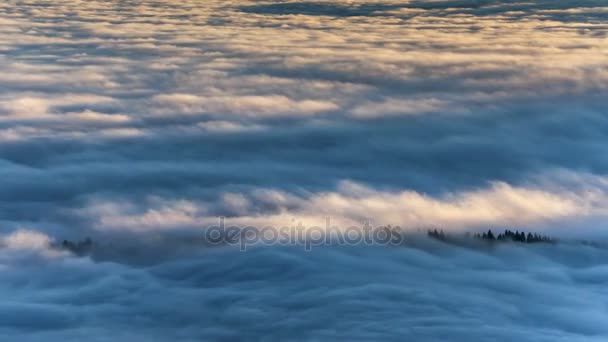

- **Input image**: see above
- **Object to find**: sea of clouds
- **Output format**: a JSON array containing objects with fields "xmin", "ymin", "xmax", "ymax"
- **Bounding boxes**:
[
  {"xmin": 1, "ymin": 0, "xmax": 608, "ymax": 340},
  {"xmin": 2, "ymin": 230, "xmax": 608, "ymax": 341}
]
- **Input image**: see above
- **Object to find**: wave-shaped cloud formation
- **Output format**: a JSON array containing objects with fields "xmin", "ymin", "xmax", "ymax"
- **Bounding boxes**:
[{"xmin": 1, "ymin": 0, "xmax": 608, "ymax": 339}]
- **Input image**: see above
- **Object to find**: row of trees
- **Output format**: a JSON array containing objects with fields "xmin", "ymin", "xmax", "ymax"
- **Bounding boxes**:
[
  {"xmin": 475, "ymin": 229, "xmax": 554, "ymax": 243},
  {"xmin": 428, "ymin": 229, "xmax": 554, "ymax": 244}
]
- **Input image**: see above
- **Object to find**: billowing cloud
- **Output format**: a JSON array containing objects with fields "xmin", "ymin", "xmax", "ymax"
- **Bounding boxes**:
[
  {"xmin": 78, "ymin": 175, "xmax": 608, "ymax": 237},
  {"xmin": 2, "ymin": 238, "xmax": 608, "ymax": 341},
  {"xmin": 1, "ymin": 0, "xmax": 607, "ymax": 340}
]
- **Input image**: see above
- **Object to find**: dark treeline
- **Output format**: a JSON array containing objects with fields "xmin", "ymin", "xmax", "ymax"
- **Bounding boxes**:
[
  {"xmin": 56, "ymin": 229, "xmax": 556, "ymax": 258},
  {"xmin": 428, "ymin": 229, "xmax": 555, "ymax": 244}
]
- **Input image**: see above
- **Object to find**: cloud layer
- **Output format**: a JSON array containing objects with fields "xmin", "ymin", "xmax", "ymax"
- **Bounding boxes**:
[
  {"xmin": 2, "ymin": 233, "xmax": 608, "ymax": 341},
  {"xmin": 1, "ymin": 0, "xmax": 607, "ymax": 238},
  {"xmin": 1, "ymin": 0, "xmax": 608, "ymax": 339}
]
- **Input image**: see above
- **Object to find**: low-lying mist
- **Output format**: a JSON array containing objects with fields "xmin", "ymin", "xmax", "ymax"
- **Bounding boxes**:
[{"xmin": 1, "ymin": 229, "xmax": 607, "ymax": 341}]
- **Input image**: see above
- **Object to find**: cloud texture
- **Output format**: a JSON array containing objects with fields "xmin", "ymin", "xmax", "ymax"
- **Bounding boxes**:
[
  {"xmin": 1, "ymin": 0, "xmax": 608, "ymax": 234},
  {"xmin": 2, "ymin": 233, "xmax": 608, "ymax": 341},
  {"xmin": 1, "ymin": 0, "xmax": 608, "ymax": 340}
]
